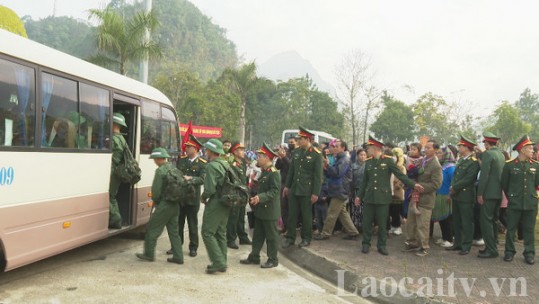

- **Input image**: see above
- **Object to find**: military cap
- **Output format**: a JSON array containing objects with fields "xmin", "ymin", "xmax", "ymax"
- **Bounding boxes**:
[
  {"xmin": 229, "ymin": 141, "xmax": 245, "ymax": 154},
  {"xmin": 204, "ymin": 138, "xmax": 225, "ymax": 155},
  {"xmin": 482, "ymin": 131, "xmax": 500, "ymax": 144},
  {"xmin": 513, "ymin": 135, "xmax": 534, "ymax": 151},
  {"xmin": 185, "ymin": 134, "xmax": 203, "ymax": 150},
  {"xmin": 67, "ymin": 111, "xmax": 86, "ymax": 125},
  {"xmin": 298, "ymin": 126, "xmax": 315, "ymax": 140},
  {"xmin": 149, "ymin": 147, "xmax": 170, "ymax": 159},
  {"xmin": 256, "ymin": 142, "xmax": 278, "ymax": 160},
  {"xmin": 457, "ymin": 135, "xmax": 476, "ymax": 149},
  {"xmin": 113, "ymin": 113, "xmax": 127, "ymax": 127},
  {"xmin": 366, "ymin": 135, "xmax": 384, "ymax": 149}
]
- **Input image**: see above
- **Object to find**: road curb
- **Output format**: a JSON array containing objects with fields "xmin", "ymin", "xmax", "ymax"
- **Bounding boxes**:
[{"xmin": 279, "ymin": 245, "xmax": 450, "ymax": 304}]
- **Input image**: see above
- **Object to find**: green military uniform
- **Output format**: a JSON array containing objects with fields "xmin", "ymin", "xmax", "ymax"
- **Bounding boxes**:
[
  {"xmin": 246, "ymin": 164, "xmax": 281, "ymax": 265},
  {"xmin": 226, "ymin": 157, "xmax": 250, "ymax": 245},
  {"xmin": 284, "ymin": 128, "xmax": 323, "ymax": 247},
  {"xmin": 108, "ymin": 113, "xmax": 128, "ymax": 229},
  {"xmin": 450, "ymin": 144, "xmax": 480, "ymax": 252},
  {"xmin": 477, "ymin": 132, "xmax": 506, "ymax": 257},
  {"xmin": 137, "ymin": 148, "xmax": 183, "ymax": 263},
  {"xmin": 201, "ymin": 139, "xmax": 230, "ymax": 273},
  {"xmin": 358, "ymin": 150, "xmax": 416, "ymax": 252},
  {"xmin": 176, "ymin": 154, "xmax": 206, "ymax": 254},
  {"xmin": 501, "ymin": 135, "xmax": 539, "ymax": 264}
]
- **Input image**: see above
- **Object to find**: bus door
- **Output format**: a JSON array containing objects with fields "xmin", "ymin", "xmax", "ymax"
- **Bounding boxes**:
[{"xmin": 112, "ymin": 95, "xmax": 140, "ymax": 228}]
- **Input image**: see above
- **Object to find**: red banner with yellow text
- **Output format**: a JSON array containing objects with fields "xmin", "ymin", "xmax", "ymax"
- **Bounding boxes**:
[{"xmin": 179, "ymin": 123, "xmax": 222, "ymax": 138}]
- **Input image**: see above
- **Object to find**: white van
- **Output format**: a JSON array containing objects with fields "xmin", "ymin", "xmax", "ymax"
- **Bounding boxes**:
[{"xmin": 281, "ymin": 129, "xmax": 335, "ymax": 146}]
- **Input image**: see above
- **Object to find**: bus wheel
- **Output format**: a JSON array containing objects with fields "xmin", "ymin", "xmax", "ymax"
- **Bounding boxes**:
[{"xmin": 0, "ymin": 242, "xmax": 6, "ymax": 272}]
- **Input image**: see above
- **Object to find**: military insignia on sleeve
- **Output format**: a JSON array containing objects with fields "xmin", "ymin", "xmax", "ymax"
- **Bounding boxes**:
[{"xmin": 313, "ymin": 147, "xmax": 321, "ymax": 154}]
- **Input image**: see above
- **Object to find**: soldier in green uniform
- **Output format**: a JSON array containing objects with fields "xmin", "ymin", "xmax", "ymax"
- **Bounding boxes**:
[
  {"xmin": 240, "ymin": 143, "xmax": 281, "ymax": 268},
  {"xmin": 108, "ymin": 113, "xmax": 128, "ymax": 229},
  {"xmin": 501, "ymin": 135, "xmax": 539, "ymax": 265},
  {"xmin": 477, "ymin": 131, "xmax": 506, "ymax": 258},
  {"xmin": 136, "ymin": 148, "xmax": 184, "ymax": 264},
  {"xmin": 355, "ymin": 136, "xmax": 421, "ymax": 255},
  {"xmin": 448, "ymin": 135, "xmax": 480, "ymax": 255},
  {"xmin": 226, "ymin": 142, "xmax": 252, "ymax": 249},
  {"xmin": 167, "ymin": 134, "xmax": 206, "ymax": 257},
  {"xmin": 282, "ymin": 127, "xmax": 324, "ymax": 248},
  {"xmin": 201, "ymin": 139, "xmax": 231, "ymax": 274}
]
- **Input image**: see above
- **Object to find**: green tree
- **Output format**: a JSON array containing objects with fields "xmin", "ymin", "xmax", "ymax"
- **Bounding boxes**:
[
  {"xmin": 220, "ymin": 62, "xmax": 258, "ymax": 143},
  {"xmin": 514, "ymin": 88, "xmax": 539, "ymax": 140},
  {"xmin": 370, "ymin": 92, "xmax": 415, "ymax": 144},
  {"xmin": 0, "ymin": 5, "xmax": 27, "ymax": 37},
  {"xmin": 89, "ymin": 7, "xmax": 161, "ymax": 76},
  {"xmin": 486, "ymin": 101, "xmax": 531, "ymax": 150}
]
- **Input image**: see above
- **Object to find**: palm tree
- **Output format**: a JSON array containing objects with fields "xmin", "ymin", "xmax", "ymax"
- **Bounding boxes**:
[
  {"xmin": 88, "ymin": 7, "xmax": 161, "ymax": 76},
  {"xmin": 220, "ymin": 62, "xmax": 258, "ymax": 143}
]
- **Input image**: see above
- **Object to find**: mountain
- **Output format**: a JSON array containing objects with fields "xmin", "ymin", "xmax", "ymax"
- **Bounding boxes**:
[{"xmin": 258, "ymin": 50, "xmax": 334, "ymax": 94}]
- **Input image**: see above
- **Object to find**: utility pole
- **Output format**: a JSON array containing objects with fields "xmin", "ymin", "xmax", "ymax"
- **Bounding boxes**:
[{"xmin": 139, "ymin": 0, "xmax": 152, "ymax": 84}]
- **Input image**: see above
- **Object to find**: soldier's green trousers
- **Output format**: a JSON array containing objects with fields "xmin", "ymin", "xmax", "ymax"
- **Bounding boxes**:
[
  {"xmin": 479, "ymin": 199, "xmax": 501, "ymax": 255},
  {"xmin": 453, "ymin": 199, "xmax": 474, "ymax": 251},
  {"xmin": 202, "ymin": 199, "xmax": 231, "ymax": 268},
  {"xmin": 143, "ymin": 201, "xmax": 183, "ymax": 261},
  {"xmin": 108, "ymin": 174, "xmax": 123, "ymax": 227},
  {"xmin": 504, "ymin": 208, "xmax": 537, "ymax": 258},
  {"xmin": 285, "ymin": 194, "xmax": 312, "ymax": 243},
  {"xmin": 361, "ymin": 203, "xmax": 389, "ymax": 249},
  {"xmin": 178, "ymin": 204, "xmax": 200, "ymax": 251},
  {"xmin": 248, "ymin": 218, "xmax": 279, "ymax": 263},
  {"xmin": 226, "ymin": 205, "xmax": 249, "ymax": 243}
]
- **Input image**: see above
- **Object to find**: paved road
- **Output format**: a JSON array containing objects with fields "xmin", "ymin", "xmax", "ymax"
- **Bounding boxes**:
[{"xmin": 0, "ymin": 230, "xmax": 369, "ymax": 304}]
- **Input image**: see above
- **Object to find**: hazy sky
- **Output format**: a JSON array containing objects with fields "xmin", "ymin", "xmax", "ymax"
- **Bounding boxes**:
[{"xmin": 2, "ymin": 0, "xmax": 539, "ymax": 116}]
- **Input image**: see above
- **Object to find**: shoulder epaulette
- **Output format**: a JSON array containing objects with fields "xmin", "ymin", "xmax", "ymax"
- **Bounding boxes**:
[
  {"xmin": 471, "ymin": 156, "xmax": 477, "ymax": 161},
  {"xmin": 270, "ymin": 166, "xmax": 277, "ymax": 172},
  {"xmin": 365, "ymin": 157, "xmax": 373, "ymax": 161},
  {"xmin": 198, "ymin": 158, "xmax": 207, "ymax": 163},
  {"xmin": 313, "ymin": 147, "xmax": 321, "ymax": 154},
  {"xmin": 530, "ymin": 159, "xmax": 538, "ymax": 164},
  {"xmin": 180, "ymin": 155, "xmax": 188, "ymax": 158},
  {"xmin": 506, "ymin": 158, "xmax": 515, "ymax": 163}
]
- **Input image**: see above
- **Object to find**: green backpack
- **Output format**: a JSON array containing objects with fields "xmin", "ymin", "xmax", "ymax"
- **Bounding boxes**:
[
  {"xmin": 216, "ymin": 160, "xmax": 249, "ymax": 208},
  {"xmin": 163, "ymin": 166, "xmax": 196, "ymax": 205},
  {"xmin": 115, "ymin": 147, "xmax": 142, "ymax": 185}
]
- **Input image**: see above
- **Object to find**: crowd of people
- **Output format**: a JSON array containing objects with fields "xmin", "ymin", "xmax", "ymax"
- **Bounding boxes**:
[{"xmin": 107, "ymin": 118, "xmax": 538, "ymax": 274}]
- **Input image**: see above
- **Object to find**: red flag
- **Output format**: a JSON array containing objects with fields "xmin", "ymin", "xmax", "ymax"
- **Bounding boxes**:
[{"xmin": 181, "ymin": 120, "xmax": 193, "ymax": 154}]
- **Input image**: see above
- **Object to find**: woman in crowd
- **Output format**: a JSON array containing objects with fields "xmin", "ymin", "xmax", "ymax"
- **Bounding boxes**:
[
  {"xmin": 431, "ymin": 147, "xmax": 456, "ymax": 247},
  {"xmin": 388, "ymin": 147, "xmax": 406, "ymax": 235},
  {"xmin": 350, "ymin": 148, "xmax": 367, "ymax": 231}
]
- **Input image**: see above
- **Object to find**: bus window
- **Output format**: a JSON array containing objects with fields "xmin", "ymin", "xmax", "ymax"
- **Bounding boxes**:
[
  {"xmin": 284, "ymin": 132, "xmax": 298, "ymax": 143},
  {"xmin": 80, "ymin": 83, "xmax": 110, "ymax": 150},
  {"xmin": 0, "ymin": 58, "xmax": 36, "ymax": 147},
  {"xmin": 140, "ymin": 100, "xmax": 160, "ymax": 154},
  {"xmin": 41, "ymin": 73, "xmax": 78, "ymax": 149},
  {"xmin": 160, "ymin": 106, "xmax": 179, "ymax": 154}
]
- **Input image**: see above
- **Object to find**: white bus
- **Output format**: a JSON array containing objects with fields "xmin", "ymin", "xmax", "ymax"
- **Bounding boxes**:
[
  {"xmin": 281, "ymin": 129, "xmax": 335, "ymax": 146},
  {"xmin": 0, "ymin": 29, "xmax": 180, "ymax": 271}
]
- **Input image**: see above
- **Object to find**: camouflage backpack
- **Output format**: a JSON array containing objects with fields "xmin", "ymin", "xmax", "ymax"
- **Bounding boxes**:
[
  {"xmin": 216, "ymin": 160, "xmax": 249, "ymax": 208},
  {"xmin": 115, "ymin": 146, "xmax": 141, "ymax": 184},
  {"xmin": 163, "ymin": 167, "xmax": 196, "ymax": 205}
]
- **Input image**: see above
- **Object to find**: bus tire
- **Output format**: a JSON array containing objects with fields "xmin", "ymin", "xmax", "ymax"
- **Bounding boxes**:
[{"xmin": 0, "ymin": 241, "xmax": 6, "ymax": 272}]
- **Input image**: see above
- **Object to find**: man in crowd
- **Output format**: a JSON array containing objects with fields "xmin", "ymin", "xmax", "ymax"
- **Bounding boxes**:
[
  {"xmin": 404, "ymin": 140, "xmax": 442, "ymax": 257},
  {"xmin": 356, "ymin": 136, "xmax": 423, "ymax": 255},
  {"xmin": 226, "ymin": 142, "xmax": 252, "ymax": 249},
  {"xmin": 167, "ymin": 134, "xmax": 206, "ymax": 258},
  {"xmin": 240, "ymin": 143, "xmax": 281, "ymax": 268},
  {"xmin": 501, "ymin": 135, "xmax": 539, "ymax": 265},
  {"xmin": 201, "ymin": 139, "xmax": 230, "ymax": 274},
  {"xmin": 275, "ymin": 144, "xmax": 290, "ymax": 234},
  {"xmin": 476, "ymin": 131, "xmax": 506, "ymax": 258},
  {"xmin": 448, "ymin": 135, "xmax": 480, "ymax": 255},
  {"xmin": 314, "ymin": 140, "xmax": 360, "ymax": 241},
  {"xmin": 136, "ymin": 148, "xmax": 183, "ymax": 265},
  {"xmin": 282, "ymin": 127, "xmax": 323, "ymax": 248},
  {"xmin": 109, "ymin": 112, "xmax": 128, "ymax": 229}
]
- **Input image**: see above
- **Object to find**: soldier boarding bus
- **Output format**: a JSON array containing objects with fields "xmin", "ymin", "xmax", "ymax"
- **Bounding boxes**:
[
  {"xmin": 281, "ymin": 129, "xmax": 334, "ymax": 147},
  {"xmin": 0, "ymin": 29, "xmax": 180, "ymax": 272}
]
